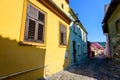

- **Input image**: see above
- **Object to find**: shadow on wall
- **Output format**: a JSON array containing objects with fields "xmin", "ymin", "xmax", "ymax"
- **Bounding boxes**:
[
  {"xmin": 63, "ymin": 35, "xmax": 71, "ymax": 69},
  {"xmin": 0, "ymin": 35, "xmax": 46, "ymax": 80},
  {"xmin": 87, "ymin": 41, "xmax": 91, "ymax": 58}
]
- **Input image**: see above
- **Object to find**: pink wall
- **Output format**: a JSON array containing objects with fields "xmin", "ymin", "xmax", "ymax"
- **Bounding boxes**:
[{"xmin": 104, "ymin": 33, "xmax": 110, "ymax": 57}]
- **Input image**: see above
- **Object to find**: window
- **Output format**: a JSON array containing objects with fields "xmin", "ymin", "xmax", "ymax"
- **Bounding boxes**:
[
  {"xmin": 73, "ymin": 25, "xmax": 75, "ymax": 32},
  {"xmin": 116, "ymin": 19, "xmax": 120, "ymax": 33},
  {"xmin": 83, "ymin": 44, "xmax": 86, "ymax": 53},
  {"xmin": 73, "ymin": 25, "xmax": 77, "ymax": 34},
  {"xmin": 24, "ymin": 3, "xmax": 45, "ymax": 43},
  {"xmin": 60, "ymin": 23, "xmax": 67, "ymax": 45},
  {"xmin": 83, "ymin": 32, "xmax": 86, "ymax": 42},
  {"xmin": 78, "ymin": 44, "xmax": 81, "ymax": 55},
  {"xmin": 61, "ymin": 3, "xmax": 64, "ymax": 9}
]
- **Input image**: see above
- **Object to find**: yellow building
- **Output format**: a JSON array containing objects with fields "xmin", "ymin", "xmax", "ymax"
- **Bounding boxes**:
[{"xmin": 0, "ymin": 0, "xmax": 71, "ymax": 79}]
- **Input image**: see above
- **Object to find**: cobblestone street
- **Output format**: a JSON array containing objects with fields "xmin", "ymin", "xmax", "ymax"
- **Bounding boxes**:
[{"xmin": 47, "ymin": 55, "xmax": 120, "ymax": 80}]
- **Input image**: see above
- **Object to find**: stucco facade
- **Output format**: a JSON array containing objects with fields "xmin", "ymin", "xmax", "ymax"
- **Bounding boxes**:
[
  {"xmin": 102, "ymin": 0, "xmax": 120, "ymax": 60},
  {"xmin": 69, "ymin": 9, "xmax": 88, "ymax": 65},
  {"xmin": 108, "ymin": 4, "xmax": 120, "ymax": 59},
  {"xmin": 0, "ymin": 0, "xmax": 71, "ymax": 79}
]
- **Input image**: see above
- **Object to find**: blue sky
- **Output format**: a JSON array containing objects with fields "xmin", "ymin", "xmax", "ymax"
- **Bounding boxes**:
[{"xmin": 69, "ymin": 0, "xmax": 111, "ymax": 42}]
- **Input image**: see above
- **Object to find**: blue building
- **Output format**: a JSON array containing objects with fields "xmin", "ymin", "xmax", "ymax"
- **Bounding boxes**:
[{"xmin": 69, "ymin": 8, "xmax": 88, "ymax": 65}]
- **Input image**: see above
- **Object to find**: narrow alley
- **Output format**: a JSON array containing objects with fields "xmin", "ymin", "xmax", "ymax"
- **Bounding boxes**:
[
  {"xmin": 46, "ymin": 55, "xmax": 120, "ymax": 80},
  {"xmin": 1, "ymin": 0, "xmax": 120, "ymax": 80}
]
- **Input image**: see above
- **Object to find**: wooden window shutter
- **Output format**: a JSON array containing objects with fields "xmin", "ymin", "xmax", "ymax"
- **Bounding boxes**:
[
  {"xmin": 38, "ymin": 23, "xmax": 44, "ymax": 42},
  {"xmin": 60, "ymin": 24, "xmax": 64, "ymax": 32},
  {"xmin": 29, "ymin": 5, "xmax": 38, "ymax": 19},
  {"xmin": 28, "ymin": 19, "xmax": 36, "ymax": 40},
  {"xmin": 38, "ymin": 12, "xmax": 45, "ymax": 23},
  {"xmin": 60, "ymin": 24, "xmax": 66, "ymax": 45},
  {"xmin": 60, "ymin": 24, "xmax": 64, "ymax": 44},
  {"xmin": 63, "ymin": 27, "xmax": 66, "ymax": 44},
  {"xmin": 60, "ymin": 32, "xmax": 64, "ymax": 44},
  {"xmin": 25, "ymin": 3, "xmax": 45, "ymax": 43}
]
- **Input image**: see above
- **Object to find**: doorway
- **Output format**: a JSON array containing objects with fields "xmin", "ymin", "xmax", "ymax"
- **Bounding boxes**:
[{"xmin": 73, "ymin": 41, "xmax": 76, "ymax": 63}]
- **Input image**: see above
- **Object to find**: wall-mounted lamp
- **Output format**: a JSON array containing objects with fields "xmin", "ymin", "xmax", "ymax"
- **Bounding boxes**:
[{"xmin": 74, "ymin": 19, "xmax": 80, "ymax": 25}]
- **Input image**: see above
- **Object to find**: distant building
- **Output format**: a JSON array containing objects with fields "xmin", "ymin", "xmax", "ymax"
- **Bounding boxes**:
[{"xmin": 89, "ymin": 42, "xmax": 105, "ymax": 58}]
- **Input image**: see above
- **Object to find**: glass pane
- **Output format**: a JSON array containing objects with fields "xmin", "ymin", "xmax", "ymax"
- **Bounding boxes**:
[
  {"xmin": 63, "ymin": 32, "xmax": 66, "ymax": 44},
  {"xmin": 60, "ymin": 32, "xmax": 64, "ymax": 44}
]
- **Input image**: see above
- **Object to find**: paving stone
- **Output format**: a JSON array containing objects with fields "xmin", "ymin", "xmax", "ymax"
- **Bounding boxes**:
[{"xmin": 46, "ymin": 55, "xmax": 120, "ymax": 80}]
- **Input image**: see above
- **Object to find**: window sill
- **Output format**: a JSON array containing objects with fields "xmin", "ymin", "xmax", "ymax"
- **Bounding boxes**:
[
  {"xmin": 73, "ymin": 31, "xmax": 77, "ymax": 35},
  {"xmin": 59, "ymin": 44, "xmax": 67, "ymax": 48},
  {"xmin": 19, "ymin": 41, "xmax": 46, "ymax": 47}
]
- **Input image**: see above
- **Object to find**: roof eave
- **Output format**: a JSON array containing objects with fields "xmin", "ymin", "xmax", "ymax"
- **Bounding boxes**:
[
  {"xmin": 37, "ymin": 0, "xmax": 71, "ymax": 24},
  {"xmin": 65, "ymin": 0, "xmax": 69, "ymax": 4},
  {"xmin": 102, "ymin": 0, "xmax": 120, "ymax": 24}
]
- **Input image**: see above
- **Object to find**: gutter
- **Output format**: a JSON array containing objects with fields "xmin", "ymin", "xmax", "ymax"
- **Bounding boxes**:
[
  {"xmin": 102, "ymin": 0, "xmax": 120, "ymax": 33},
  {"xmin": 49, "ymin": 0, "xmax": 72, "ymax": 23},
  {"xmin": 78, "ymin": 21, "xmax": 88, "ymax": 34},
  {"xmin": 0, "ymin": 65, "xmax": 48, "ymax": 80},
  {"xmin": 69, "ymin": 8, "xmax": 78, "ymax": 20},
  {"xmin": 65, "ymin": 0, "xmax": 69, "ymax": 4}
]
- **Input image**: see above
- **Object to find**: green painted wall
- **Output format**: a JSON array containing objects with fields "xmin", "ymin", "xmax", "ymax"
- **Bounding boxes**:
[{"xmin": 108, "ymin": 4, "xmax": 120, "ymax": 58}]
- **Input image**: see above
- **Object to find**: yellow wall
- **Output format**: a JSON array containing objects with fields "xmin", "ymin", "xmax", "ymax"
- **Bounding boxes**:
[
  {"xmin": 0, "ymin": 0, "xmax": 46, "ymax": 79},
  {"xmin": 45, "ymin": 18, "xmax": 70, "ymax": 74},
  {"xmin": 27, "ymin": 0, "xmax": 70, "ymax": 76},
  {"xmin": 0, "ymin": 0, "xmax": 70, "ymax": 79},
  {"xmin": 0, "ymin": 0, "xmax": 24, "ymax": 41},
  {"xmin": 53, "ymin": 0, "xmax": 69, "ymax": 14}
]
